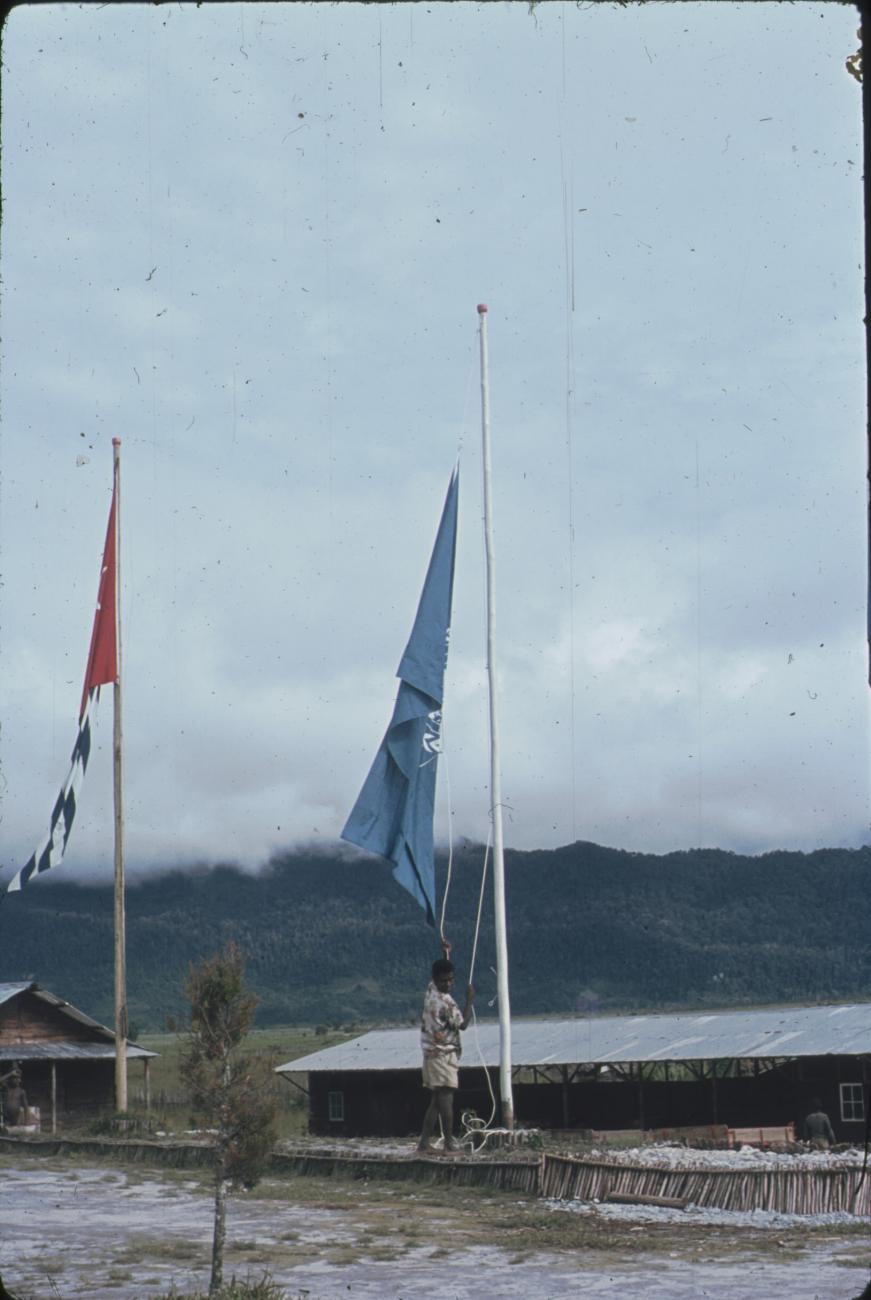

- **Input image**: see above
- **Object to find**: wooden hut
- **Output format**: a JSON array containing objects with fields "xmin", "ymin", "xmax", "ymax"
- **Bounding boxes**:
[
  {"xmin": 276, "ymin": 1001, "xmax": 871, "ymax": 1142},
  {"xmin": 0, "ymin": 981, "xmax": 156, "ymax": 1132}
]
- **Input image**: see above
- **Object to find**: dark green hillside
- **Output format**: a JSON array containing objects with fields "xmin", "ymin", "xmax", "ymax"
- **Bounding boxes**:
[{"xmin": 1, "ymin": 841, "xmax": 869, "ymax": 1031}]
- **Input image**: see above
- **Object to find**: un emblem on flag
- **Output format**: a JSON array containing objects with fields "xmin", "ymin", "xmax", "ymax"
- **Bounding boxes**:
[{"xmin": 420, "ymin": 709, "xmax": 443, "ymax": 766}]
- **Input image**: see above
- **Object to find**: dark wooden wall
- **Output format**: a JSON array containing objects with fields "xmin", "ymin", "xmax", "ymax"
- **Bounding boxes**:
[
  {"xmin": 308, "ymin": 1068, "xmax": 495, "ymax": 1139},
  {"xmin": 0, "ymin": 1057, "xmax": 116, "ymax": 1120},
  {"xmin": 304, "ymin": 1056, "xmax": 869, "ymax": 1141},
  {"xmin": 0, "ymin": 991, "xmax": 106, "ymax": 1045}
]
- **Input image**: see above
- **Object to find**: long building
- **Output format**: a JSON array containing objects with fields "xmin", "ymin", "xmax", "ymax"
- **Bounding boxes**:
[{"xmin": 277, "ymin": 1001, "xmax": 871, "ymax": 1141}]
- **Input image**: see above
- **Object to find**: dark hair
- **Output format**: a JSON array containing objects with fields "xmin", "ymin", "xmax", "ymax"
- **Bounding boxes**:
[
  {"xmin": 811, "ymin": 1097, "xmax": 823, "ymax": 1110},
  {"xmin": 432, "ymin": 958, "xmax": 455, "ymax": 981}
]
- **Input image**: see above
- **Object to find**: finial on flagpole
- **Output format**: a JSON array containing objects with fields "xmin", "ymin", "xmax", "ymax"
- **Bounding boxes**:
[{"xmin": 477, "ymin": 303, "xmax": 488, "ymax": 314}]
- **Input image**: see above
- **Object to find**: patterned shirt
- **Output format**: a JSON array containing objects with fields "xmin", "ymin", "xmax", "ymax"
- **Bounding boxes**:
[{"xmin": 421, "ymin": 981, "xmax": 464, "ymax": 1057}]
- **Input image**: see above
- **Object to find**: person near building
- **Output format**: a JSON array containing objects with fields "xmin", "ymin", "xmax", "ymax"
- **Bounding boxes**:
[
  {"xmin": 417, "ymin": 956, "xmax": 474, "ymax": 1154},
  {"xmin": 804, "ymin": 1098, "xmax": 836, "ymax": 1149},
  {"xmin": 1, "ymin": 1067, "xmax": 28, "ymax": 1129}
]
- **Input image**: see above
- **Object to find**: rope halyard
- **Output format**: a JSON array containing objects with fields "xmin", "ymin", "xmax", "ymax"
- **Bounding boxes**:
[
  {"xmin": 468, "ymin": 830, "xmax": 491, "ymax": 985},
  {"xmin": 432, "ymin": 456, "xmax": 506, "ymax": 1146},
  {"xmin": 436, "ymin": 449, "xmax": 462, "ymax": 958},
  {"xmin": 459, "ymin": 826, "xmax": 505, "ymax": 1154},
  {"xmin": 434, "ymin": 796, "xmax": 501, "ymax": 1155},
  {"xmin": 437, "ymin": 718, "xmax": 455, "ymax": 955}
]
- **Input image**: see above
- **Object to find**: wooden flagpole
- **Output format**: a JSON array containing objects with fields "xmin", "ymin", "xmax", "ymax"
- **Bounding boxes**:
[
  {"xmin": 477, "ymin": 304, "xmax": 514, "ymax": 1130},
  {"xmin": 112, "ymin": 437, "xmax": 128, "ymax": 1113}
]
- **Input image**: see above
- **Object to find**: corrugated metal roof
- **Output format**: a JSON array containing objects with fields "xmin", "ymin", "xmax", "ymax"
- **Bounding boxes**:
[
  {"xmin": 276, "ymin": 1002, "xmax": 871, "ymax": 1075},
  {"xmin": 0, "ymin": 982, "xmax": 157, "ymax": 1058},
  {"xmin": 0, "ymin": 982, "xmax": 33, "ymax": 1007},
  {"xmin": 0, "ymin": 1042, "xmax": 156, "ymax": 1061}
]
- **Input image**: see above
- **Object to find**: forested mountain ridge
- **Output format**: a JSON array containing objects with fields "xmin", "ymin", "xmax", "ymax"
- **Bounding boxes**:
[{"xmin": 1, "ymin": 840, "xmax": 868, "ymax": 1033}]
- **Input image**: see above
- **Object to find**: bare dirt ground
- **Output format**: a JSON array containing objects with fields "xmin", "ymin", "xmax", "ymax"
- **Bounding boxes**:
[{"xmin": 1, "ymin": 1156, "xmax": 869, "ymax": 1300}]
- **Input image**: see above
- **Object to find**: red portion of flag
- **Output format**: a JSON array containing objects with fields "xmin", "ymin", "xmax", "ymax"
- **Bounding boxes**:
[{"xmin": 79, "ymin": 488, "xmax": 118, "ymax": 719}]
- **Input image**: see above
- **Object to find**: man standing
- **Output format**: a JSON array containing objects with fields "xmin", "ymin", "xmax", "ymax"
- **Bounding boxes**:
[
  {"xmin": 417, "ymin": 957, "xmax": 474, "ymax": 1154},
  {"xmin": 1, "ymin": 1067, "xmax": 28, "ymax": 1129},
  {"xmin": 804, "ymin": 1098, "xmax": 837, "ymax": 1149}
]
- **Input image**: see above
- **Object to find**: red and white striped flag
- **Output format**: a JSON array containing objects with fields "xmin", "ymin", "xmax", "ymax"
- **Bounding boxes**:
[
  {"xmin": 5, "ymin": 484, "xmax": 118, "ymax": 894},
  {"xmin": 80, "ymin": 484, "xmax": 118, "ymax": 718}
]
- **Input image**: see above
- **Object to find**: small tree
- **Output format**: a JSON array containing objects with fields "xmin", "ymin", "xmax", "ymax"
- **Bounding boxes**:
[{"xmin": 180, "ymin": 942, "xmax": 277, "ymax": 1297}]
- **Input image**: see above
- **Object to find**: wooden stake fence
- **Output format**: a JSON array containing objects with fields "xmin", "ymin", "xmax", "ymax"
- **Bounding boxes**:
[{"xmin": 540, "ymin": 1152, "xmax": 871, "ymax": 1215}]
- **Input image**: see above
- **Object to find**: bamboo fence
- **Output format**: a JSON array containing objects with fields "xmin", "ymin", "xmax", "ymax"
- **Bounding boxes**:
[{"xmin": 540, "ymin": 1152, "xmax": 871, "ymax": 1215}]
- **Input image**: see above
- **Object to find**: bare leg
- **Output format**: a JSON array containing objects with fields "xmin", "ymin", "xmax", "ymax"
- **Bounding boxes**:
[
  {"xmin": 419, "ymin": 1087, "xmax": 457, "ymax": 1151},
  {"xmin": 418, "ymin": 1091, "xmax": 440, "ymax": 1150},
  {"xmin": 436, "ymin": 1088, "xmax": 457, "ymax": 1149}
]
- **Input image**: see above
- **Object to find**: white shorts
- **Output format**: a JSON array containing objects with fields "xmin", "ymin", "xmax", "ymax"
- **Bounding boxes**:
[{"xmin": 422, "ymin": 1051, "xmax": 459, "ymax": 1090}]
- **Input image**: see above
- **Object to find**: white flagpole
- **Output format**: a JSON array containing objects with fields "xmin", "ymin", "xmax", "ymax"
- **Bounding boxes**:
[
  {"xmin": 477, "ymin": 303, "xmax": 514, "ymax": 1130},
  {"xmin": 112, "ymin": 436, "xmax": 128, "ymax": 1113}
]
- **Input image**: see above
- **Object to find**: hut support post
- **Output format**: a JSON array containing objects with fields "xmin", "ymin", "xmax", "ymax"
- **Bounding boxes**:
[
  {"xmin": 50, "ymin": 1061, "xmax": 57, "ymax": 1135},
  {"xmin": 144, "ymin": 1058, "xmax": 151, "ymax": 1113},
  {"xmin": 710, "ymin": 1060, "xmax": 718, "ymax": 1125},
  {"xmin": 637, "ymin": 1064, "xmax": 646, "ymax": 1133},
  {"xmin": 561, "ymin": 1066, "xmax": 570, "ymax": 1127}
]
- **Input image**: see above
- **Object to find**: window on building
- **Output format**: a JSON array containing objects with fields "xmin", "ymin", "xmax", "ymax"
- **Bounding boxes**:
[
  {"xmin": 327, "ymin": 1090, "xmax": 345, "ymax": 1123},
  {"xmin": 839, "ymin": 1082, "xmax": 865, "ymax": 1123}
]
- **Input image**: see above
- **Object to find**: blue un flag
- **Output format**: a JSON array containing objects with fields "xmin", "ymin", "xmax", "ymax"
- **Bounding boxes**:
[{"xmin": 341, "ymin": 469, "xmax": 459, "ymax": 927}]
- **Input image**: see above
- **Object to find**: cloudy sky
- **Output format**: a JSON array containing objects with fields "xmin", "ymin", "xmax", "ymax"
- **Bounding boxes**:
[{"xmin": 0, "ymin": 2, "xmax": 866, "ymax": 887}]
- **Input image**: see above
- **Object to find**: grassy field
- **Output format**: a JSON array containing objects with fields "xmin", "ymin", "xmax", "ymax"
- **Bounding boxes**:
[{"xmin": 131, "ymin": 1024, "xmax": 354, "ymax": 1139}]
